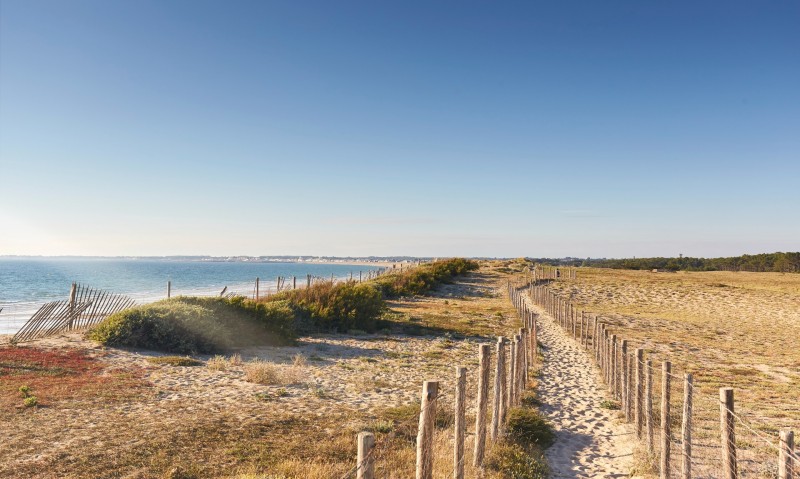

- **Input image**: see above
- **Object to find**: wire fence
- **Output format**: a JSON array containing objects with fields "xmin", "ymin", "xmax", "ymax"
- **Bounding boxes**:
[
  {"xmin": 0, "ymin": 266, "xmax": 395, "ymax": 340},
  {"xmin": 523, "ymin": 276, "xmax": 800, "ymax": 479},
  {"xmin": 336, "ymin": 282, "xmax": 537, "ymax": 478}
]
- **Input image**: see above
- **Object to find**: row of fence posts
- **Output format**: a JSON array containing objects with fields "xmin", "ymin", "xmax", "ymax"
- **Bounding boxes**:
[
  {"xmin": 531, "ymin": 264, "xmax": 577, "ymax": 281},
  {"xmin": 526, "ymin": 280, "xmax": 797, "ymax": 479},
  {"xmin": 348, "ymin": 283, "xmax": 537, "ymax": 479},
  {"xmin": 164, "ymin": 268, "xmax": 390, "ymax": 300}
]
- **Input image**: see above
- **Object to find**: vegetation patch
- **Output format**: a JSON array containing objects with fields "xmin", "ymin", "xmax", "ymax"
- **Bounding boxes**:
[
  {"xmin": 146, "ymin": 356, "xmax": 204, "ymax": 367},
  {"xmin": 268, "ymin": 281, "xmax": 385, "ymax": 333},
  {"xmin": 0, "ymin": 346, "xmax": 146, "ymax": 409},
  {"xmin": 506, "ymin": 407, "xmax": 556, "ymax": 449},
  {"xmin": 484, "ymin": 442, "xmax": 549, "ymax": 479},
  {"xmin": 600, "ymin": 399, "xmax": 620, "ymax": 410},
  {"xmin": 89, "ymin": 296, "xmax": 296, "ymax": 354},
  {"xmin": 262, "ymin": 258, "xmax": 479, "ymax": 333},
  {"xmin": 374, "ymin": 258, "xmax": 480, "ymax": 298}
]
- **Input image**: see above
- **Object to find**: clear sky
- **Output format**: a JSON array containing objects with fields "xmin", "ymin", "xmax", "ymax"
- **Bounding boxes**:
[{"xmin": 1, "ymin": 1, "xmax": 798, "ymax": 258}]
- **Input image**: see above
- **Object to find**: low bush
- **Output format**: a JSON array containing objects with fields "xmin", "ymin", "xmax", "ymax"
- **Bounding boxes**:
[
  {"xmin": 375, "ymin": 258, "xmax": 479, "ymax": 298},
  {"xmin": 206, "ymin": 353, "xmax": 242, "ymax": 371},
  {"xmin": 484, "ymin": 442, "xmax": 549, "ymax": 479},
  {"xmin": 89, "ymin": 297, "xmax": 296, "ymax": 354},
  {"xmin": 242, "ymin": 360, "xmax": 282, "ymax": 385},
  {"xmin": 505, "ymin": 407, "xmax": 555, "ymax": 448},
  {"xmin": 268, "ymin": 281, "xmax": 385, "ymax": 333},
  {"xmin": 242, "ymin": 359, "xmax": 304, "ymax": 386}
]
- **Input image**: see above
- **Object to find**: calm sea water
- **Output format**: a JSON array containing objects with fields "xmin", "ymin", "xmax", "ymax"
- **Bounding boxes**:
[{"xmin": 0, "ymin": 258, "xmax": 381, "ymax": 334}]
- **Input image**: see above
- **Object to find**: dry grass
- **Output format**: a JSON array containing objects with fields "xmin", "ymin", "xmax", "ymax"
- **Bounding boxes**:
[
  {"xmin": 0, "ymin": 262, "xmax": 533, "ymax": 478},
  {"xmin": 242, "ymin": 359, "xmax": 305, "ymax": 386},
  {"xmin": 206, "ymin": 353, "xmax": 243, "ymax": 371},
  {"xmin": 543, "ymin": 267, "xmax": 800, "ymax": 475}
]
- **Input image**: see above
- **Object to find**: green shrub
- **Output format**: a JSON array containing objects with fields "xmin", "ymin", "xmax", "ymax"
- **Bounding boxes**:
[
  {"xmin": 89, "ymin": 297, "xmax": 296, "ymax": 354},
  {"xmin": 375, "ymin": 258, "xmax": 479, "ymax": 298},
  {"xmin": 506, "ymin": 407, "xmax": 555, "ymax": 448},
  {"xmin": 484, "ymin": 442, "xmax": 548, "ymax": 479},
  {"xmin": 270, "ymin": 282, "xmax": 385, "ymax": 333}
]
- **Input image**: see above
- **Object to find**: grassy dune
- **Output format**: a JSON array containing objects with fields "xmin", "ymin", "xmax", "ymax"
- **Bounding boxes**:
[
  {"xmin": 546, "ymin": 267, "xmax": 800, "ymax": 472},
  {"xmin": 0, "ymin": 262, "xmax": 545, "ymax": 478}
]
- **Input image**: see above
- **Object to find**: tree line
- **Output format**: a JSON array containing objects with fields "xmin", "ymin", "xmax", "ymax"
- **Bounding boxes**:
[{"xmin": 528, "ymin": 252, "xmax": 800, "ymax": 273}]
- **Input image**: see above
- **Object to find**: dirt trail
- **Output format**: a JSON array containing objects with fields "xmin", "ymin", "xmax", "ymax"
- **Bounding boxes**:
[{"xmin": 524, "ymin": 295, "xmax": 637, "ymax": 478}]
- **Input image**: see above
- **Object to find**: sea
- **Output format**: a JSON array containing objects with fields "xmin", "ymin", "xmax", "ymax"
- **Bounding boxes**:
[{"xmin": 0, "ymin": 258, "xmax": 383, "ymax": 334}]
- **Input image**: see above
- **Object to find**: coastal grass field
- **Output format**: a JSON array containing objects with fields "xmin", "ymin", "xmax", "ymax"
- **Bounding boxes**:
[
  {"xmin": 546, "ymin": 267, "xmax": 800, "ymax": 473},
  {"xmin": 0, "ymin": 262, "xmax": 541, "ymax": 479}
]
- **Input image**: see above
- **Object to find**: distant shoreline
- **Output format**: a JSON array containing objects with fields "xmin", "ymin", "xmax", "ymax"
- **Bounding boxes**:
[{"xmin": 0, "ymin": 255, "xmax": 423, "ymax": 267}]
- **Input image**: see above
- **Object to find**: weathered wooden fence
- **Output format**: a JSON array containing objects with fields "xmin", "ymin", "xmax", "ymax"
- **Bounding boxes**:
[
  {"xmin": 340, "ymin": 284, "xmax": 537, "ymax": 478},
  {"xmin": 12, "ymin": 283, "xmax": 135, "ymax": 343},
  {"xmin": 4, "ymin": 266, "xmax": 397, "ymax": 340},
  {"xmin": 523, "ymin": 277, "xmax": 800, "ymax": 479}
]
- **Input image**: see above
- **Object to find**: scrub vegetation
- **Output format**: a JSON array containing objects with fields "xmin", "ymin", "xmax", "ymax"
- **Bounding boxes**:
[{"xmin": 88, "ymin": 258, "xmax": 480, "ymax": 353}]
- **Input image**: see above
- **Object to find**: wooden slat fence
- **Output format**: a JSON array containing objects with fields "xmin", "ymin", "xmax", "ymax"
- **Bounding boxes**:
[{"xmin": 11, "ymin": 283, "xmax": 135, "ymax": 343}]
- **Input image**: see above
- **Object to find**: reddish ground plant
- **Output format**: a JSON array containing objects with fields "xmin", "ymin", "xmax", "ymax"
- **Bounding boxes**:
[{"xmin": 0, "ymin": 346, "xmax": 148, "ymax": 409}]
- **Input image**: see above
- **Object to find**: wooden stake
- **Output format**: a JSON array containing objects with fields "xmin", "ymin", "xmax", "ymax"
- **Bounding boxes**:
[
  {"xmin": 357, "ymin": 432, "xmax": 375, "ymax": 479},
  {"xmin": 611, "ymin": 335, "xmax": 618, "ymax": 398},
  {"xmin": 416, "ymin": 381, "xmax": 439, "ymax": 479},
  {"xmin": 682, "ymin": 373, "xmax": 693, "ymax": 479},
  {"xmin": 473, "ymin": 344, "xmax": 491, "ymax": 467},
  {"xmin": 646, "ymin": 359, "xmax": 654, "ymax": 454},
  {"xmin": 454, "ymin": 367, "xmax": 466, "ymax": 479},
  {"xmin": 491, "ymin": 337, "xmax": 507, "ymax": 442},
  {"xmin": 509, "ymin": 338, "xmax": 517, "ymax": 407},
  {"xmin": 661, "ymin": 361, "xmax": 671, "ymax": 479},
  {"xmin": 635, "ymin": 349, "xmax": 644, "ymax": 439},
  {"xmin": 778, "ymin": 429, "xmax": 794, "ymax": 479},
  {"xmin": 621, "ymin": 340, "xmax": 629, "ymax": 420},
  {"xmin": 720, "ymin": 387, "xmax": 737, "ymax": 479}
]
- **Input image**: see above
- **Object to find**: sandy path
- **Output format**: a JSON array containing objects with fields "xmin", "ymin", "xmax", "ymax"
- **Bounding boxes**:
[{"xmin": 525, "ymin": 296, "xmax": 636, "ymax": 478}]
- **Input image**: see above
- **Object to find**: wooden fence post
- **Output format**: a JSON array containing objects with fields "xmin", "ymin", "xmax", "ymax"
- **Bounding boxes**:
[
  {"xmin": 67, "ymin": 282, "xmax": 77, "ymax": 330},
  {"xmin": 509, "ymin": 338, "xmax": 517, "ymax": 407},
  {"xmin": 682, "ymin": 373, "xmax": 693, "ymax": 479},
  {"xmin": 533, "ymin": 315, "xmax": 538, "ymax": 361},
  {"xmin": 474, "ymin": 344, "xmax": 491, "ymax": 466},
  {"xmin": 628, "ymin": 352, "xmax": 635, "ymax": 424},
  {"xmin": 454, "ymin": 367, "xmax": 466, "ymax": 479},
  {"xmin": 255, "ymin": 277, "xmax": 259, "ymax": 300},
  {"xmin": 661, "ymin": 361, "xmax": 671, "ymax": 479},
  {"xmin": 635, "ymin": 349, "xmax": 644, "ymax": 439},
  {"xmin": 720, "ymin": 387, "xmax": 737, "ymax": 479},
  {"xmin": 778, "ymin": 429, "xmax": 794, "ymax": 479},
  {"xmin": 611, "ymin": 335, "xmax": 618, "ymax": 398},
  {"xmin": 607, "ymin": 332, "xmax": 613, "ymax": 389},
  {"xmin": 357, "ymin": 432, "xmax": 375, "ymax": 479},
  {"xmin": 517, "ymin": 330, "xmax": 525, "ymax": 394},
  {"xmin": 491, "ymin": 337, "xmax": 506, "ymax": 442},
  {"xmin": 416, "ymin": 381, "xmax": 439, "ymax": 479},
  {"xmin": 167, "ymin": 281, "xmax": 171, "ymax": 299},
  {"xmin": 646, "ymin": 359, "xmax": 654, "ymax": 454},
  {"xmin": 621, "ymin": 340, "xmax": 629, "ymax": 420},
  {"xmin": 521, "ymin": 332, "xmax": 526, "ymax": 389}
]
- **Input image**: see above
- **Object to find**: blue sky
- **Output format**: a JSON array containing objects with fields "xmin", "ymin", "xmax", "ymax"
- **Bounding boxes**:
[{"xmin": 1, "ymin": 1, "xmax": 798, "ymax": 258}]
